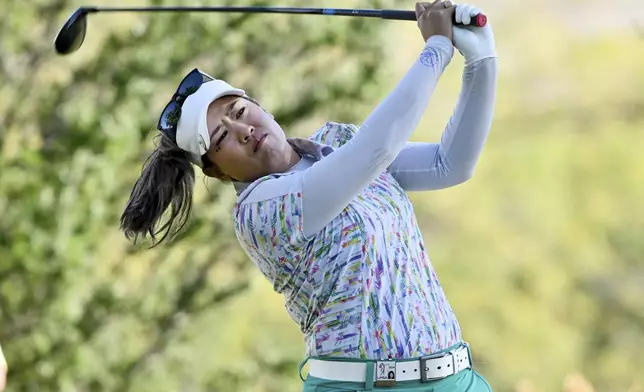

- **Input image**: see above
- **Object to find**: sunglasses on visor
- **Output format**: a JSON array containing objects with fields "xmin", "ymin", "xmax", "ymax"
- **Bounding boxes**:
[{"xmin": 156, "ymin": 68, "xmax": 215, "ymax": 140}]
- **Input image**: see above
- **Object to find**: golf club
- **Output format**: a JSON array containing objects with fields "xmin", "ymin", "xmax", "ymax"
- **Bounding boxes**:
[{"xmin": 53, "ymin": 5, "xmax": 487, "ymax": 56}]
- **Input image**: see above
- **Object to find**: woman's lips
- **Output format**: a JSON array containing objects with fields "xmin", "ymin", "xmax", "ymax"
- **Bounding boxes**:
[{"xmin": 254, "ymin": 134, "xmax": 267, "ymax": 153}]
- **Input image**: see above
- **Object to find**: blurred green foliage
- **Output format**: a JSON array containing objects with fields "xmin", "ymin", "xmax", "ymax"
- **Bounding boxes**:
[
  {"xmin": 1, "ymin": 0, "xmax": 643, "ymax": 391},
  {"xmin": 0, "ymin": 0, "xmax": 398, "ymax": 390}
]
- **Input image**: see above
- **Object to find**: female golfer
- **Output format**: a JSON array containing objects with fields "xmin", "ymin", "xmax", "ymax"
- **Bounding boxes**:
[{"xmin": 120, "ymin": 1, "xmax": 498, "ymax": 390}]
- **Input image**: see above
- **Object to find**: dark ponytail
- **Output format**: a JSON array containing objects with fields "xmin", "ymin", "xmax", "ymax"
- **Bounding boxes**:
[{"xmin": 120, "ymin": 133, "xmax": 196, "ymax": 247}]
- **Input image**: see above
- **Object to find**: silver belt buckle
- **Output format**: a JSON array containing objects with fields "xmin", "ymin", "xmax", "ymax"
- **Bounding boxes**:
[
  {"xmin": 420, "ymin": 352, "xmax": 451, "ymax": 383},
  {"xmin": 420, "ymin": 343, "xmax": 468, "ymax": 383},
  {"xmin": 375, "ymin": 358, "xmax": 397, "ymax": 387}
]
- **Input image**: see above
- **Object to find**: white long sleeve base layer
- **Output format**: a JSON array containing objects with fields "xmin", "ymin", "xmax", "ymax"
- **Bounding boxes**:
[{"xmin": 300, "ymin": 36, "xmax": 497, "ymax": 237}]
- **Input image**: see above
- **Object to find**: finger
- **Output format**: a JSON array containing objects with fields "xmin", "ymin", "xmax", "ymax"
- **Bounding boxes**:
[
  {"xmin": 419, "ymin": 2, "xmax": 433, "ymax": 19},
  {"xmin": 446, "ymin": 4, "xmax": 457, "ymax": 20},
  {"xmin": 455, "ymin": 4, "xmax": 467, "ymax": 24},
  {"xmin": 463, "ymin": 4, "xmax": 475, "ymax": 24},
  {"xmin": 429, "ymin": 0, "xmax": 445, "ymax": 10},
  {"xmin": 415, "ymin": 2, "xmax": 425, "ymax": 19},
  {"xmin": 469, "ymin": 6, "xmax": 482, "ymax": 17},
  {"xmin": 443, "ymin": 1, "xmax": 453, "ymax": 8}
]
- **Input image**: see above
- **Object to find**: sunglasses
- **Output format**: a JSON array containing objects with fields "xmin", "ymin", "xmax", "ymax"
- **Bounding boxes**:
[{"xmin": 156, "ymin": 68, "xmax": 214, "ymax": 140}]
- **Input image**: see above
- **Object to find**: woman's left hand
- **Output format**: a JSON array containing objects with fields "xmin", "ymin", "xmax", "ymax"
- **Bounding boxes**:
[{"xmin": 452, "ymin": 3, "xmax": 497, "ymax": 66}]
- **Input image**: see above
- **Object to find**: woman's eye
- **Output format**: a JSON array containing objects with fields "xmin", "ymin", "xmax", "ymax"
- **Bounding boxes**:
[
  {"xmin": 236, "ymin": 107, "xmax": 245, "ymax": 119},
  {"xmin": 216, "ymin": 130, "xmax": 228, "ymax": 147}
]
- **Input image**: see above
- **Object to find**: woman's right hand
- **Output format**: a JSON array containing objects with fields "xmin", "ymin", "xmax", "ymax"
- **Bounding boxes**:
[{"xmin": 415, "ymin": 1, "xmax": 456, "ymax": 43}]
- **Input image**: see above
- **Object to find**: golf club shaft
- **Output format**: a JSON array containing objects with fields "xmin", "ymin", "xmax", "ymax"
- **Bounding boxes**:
[
  {"xmin": 79, "ymin": 6, "xmax": 486, "ymax": 26},
  {"xmin": 83, "ymin": 6, "xmax": 409, "ymax": 19}
]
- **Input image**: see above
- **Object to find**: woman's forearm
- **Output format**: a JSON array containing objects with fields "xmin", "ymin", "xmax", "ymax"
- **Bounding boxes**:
[
  {"xmin": 301, "ymin": 35, "xmax": 455, "ymax": 237},
  {"xmin": 386, "ymin": 57, "xmax": 498, "ymax": 191}
]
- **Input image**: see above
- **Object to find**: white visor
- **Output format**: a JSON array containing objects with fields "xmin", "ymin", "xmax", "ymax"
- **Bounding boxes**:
[{"xmin": 175, "ymin": 79, "xmax": 245, "ymax": 166}]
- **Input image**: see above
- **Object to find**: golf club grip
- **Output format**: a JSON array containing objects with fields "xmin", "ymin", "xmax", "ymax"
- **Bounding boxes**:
[{"xmin": 380, "ymin": 10, "xmax": 487, "ymax": 27}]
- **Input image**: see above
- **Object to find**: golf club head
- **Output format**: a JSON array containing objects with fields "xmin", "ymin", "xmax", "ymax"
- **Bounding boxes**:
[{"xmin": 54, "ymin": 7, "xmax": 93, "ymax": 55}]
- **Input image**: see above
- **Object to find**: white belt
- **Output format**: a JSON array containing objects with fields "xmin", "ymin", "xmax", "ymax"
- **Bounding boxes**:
[{"xmin": 308, "ymin": 344, "xmax": 471, "ymax": 387}]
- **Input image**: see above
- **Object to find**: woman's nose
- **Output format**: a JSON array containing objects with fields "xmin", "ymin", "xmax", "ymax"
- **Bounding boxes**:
[
  {"xmin": 222, "ymin": 117, "xmax": 251, "ymax": 138},
  {"xmin": 235, "ymin": 123, "xmax": 255, "ymax": 143}
]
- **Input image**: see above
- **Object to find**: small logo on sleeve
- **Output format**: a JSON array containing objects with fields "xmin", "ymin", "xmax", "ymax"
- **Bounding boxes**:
[{"xmin": 420, "ymin": 48, "xmax": 438, "ymax": 68}]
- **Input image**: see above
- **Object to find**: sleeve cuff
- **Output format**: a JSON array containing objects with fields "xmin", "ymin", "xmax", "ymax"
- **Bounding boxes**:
[
  {"xmin": 423, "ymin": 35, "xmax": 454, "ymax": 71},
  {"xmin": 425, "ymin": 35, "xmax": 454, "ymax": 54}
]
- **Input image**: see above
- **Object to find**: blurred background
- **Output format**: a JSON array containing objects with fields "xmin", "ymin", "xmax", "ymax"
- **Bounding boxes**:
[{"xmin": 1, "ymin": 0, "xmax": 643, "ymax": 391}]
